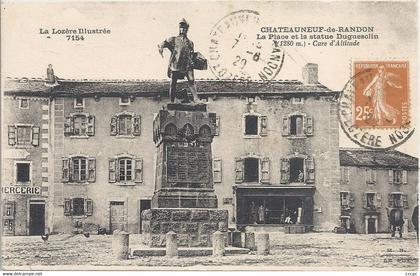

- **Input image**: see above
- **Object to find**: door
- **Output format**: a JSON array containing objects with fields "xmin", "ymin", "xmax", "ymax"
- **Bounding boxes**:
[
  {"xmin": 29, "ymin": 203, "xmax": 45, "ymax": 235},
  {"xmin": 367, "ymin": 218, "xmax": 376, "ymax": 234},
  {"xmin": 139, "ymin": 200, "xmax": 151, "ymax": 233},
  {"xmin": 110, "ymin": 201, "xmax": 125, "ymax": 233}
]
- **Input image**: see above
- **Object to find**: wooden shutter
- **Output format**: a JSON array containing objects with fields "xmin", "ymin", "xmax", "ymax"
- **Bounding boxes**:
[
  {"xmin": 349, "ymin": 193, "xmax": 355, "ymax": 208},
  {"xmin": 214, "ymin": 116, "xmax": 220, "ymax": 136},
  {"xmin": 31, "ymin": 126, "xmax": 40, "ymax": 146},
  {"xmin": 85, "ymin": 199, "xmax": 93, "ymax": 216},
  {"xmin": 133, "ymin": 115, "xmax": 141, "ymax": 136},
  {"xmin": 213, "ymin": 158, "xmax": 222, "ymax": 183},
  {"xmin": 8, "ymin": 126, "xmax": 16, "ymax": 145},
  {"xmin": 305, "ymin": 157, "xmax": 315, "ymax": 184},
  {"xmin": 282, "ymin": 115, "xmax": 290, "ymax": 136},
  {"xmin": 387, "ymin": 194, "xmax": 393, "ymax": 207},
  {"xmin": 64, "ymin": 116, "xmax": 73, "ymax": 135},
  {"xmin": 134, "ymin": 158, "xmax": 143, "ymax": 183},
  {"xmin": 375, "ymin": 193, "xmax": 382, "ymax": 208},
  {"xmin": 365, "ymin": 169, "xmax": 371, "ymax": 184},
  {"xmin": 260, "ymin": 157, "xmax": 270, "ymax": 183},
  {"xmin": 87, "ymin": 158, "xmax": 96, "ymax": 182},
  {"xmin": 235, "ymin": 158, "xmax": 244, "ymax": 183},
  {"xmin": 64, "ymin": 198, "xmax": 71, "ymax": 215},
  {"xmin": 388, "ymin": 170, "xmax": 393, "ymax": 184},
  {"xmin": 62, "ymin": 158, "xmax": 70, "ymax": 182},
  {"xmin": 109, "ymin": 158, "xmax": 117, "ymax": 183},
  {"xmin": 260, "ymin": 116, "xmax": 268, "ymax": 136},
  {"xmin": 402, "ymin": 194, "xmax": 409, "ymax": 209},
  {"xmin": 362, "ymin": 193, "xmax": 367, "ymax": 208},
  {"xmin": 280, "ymin": 158, "xmax": 290, "ymax": 184},
  {"xmin": 372, "ymin": 170, "xmax": 377, "ymax": 183},
  {"xmin": 69, "ymin": 158, "xmax": 74, "ymax": 182},
  {"xmin": 87, "ymin": 116, "xmax": 95, "ymax": 136},
  {"xmin": 402, "ymin": 170, "xmax": 408, "ymax": 184},
  {"xmin": 110, "ymin": 116, "xmax": 117, "ymax": 136},
  {"xmin": 305, "ymin": 115, "xmax": 314, "ymax": 136}
]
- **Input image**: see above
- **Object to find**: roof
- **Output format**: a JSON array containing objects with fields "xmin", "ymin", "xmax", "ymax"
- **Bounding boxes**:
[
  {"xmin": 339, "ymin": 148, "xmax": 418, "ymax": 169},
  {"xmin": 3, "ymin": 77, "xmax": 337, "ymax": 97}
]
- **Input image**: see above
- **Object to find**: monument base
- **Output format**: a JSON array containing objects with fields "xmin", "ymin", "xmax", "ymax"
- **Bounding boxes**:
[
  {"xmin": 141, "ymin": 208, "xmax": 228, "ymax": 247},
  {"xmin": 151, "ymin": 188, "xmax": 218, "ymax": 208}
]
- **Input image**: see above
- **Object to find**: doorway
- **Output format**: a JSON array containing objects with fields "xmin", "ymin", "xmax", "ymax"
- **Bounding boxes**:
[
  {"xmin": 29, "ymin": 202, "xmax": 45, "ymax": 235},
  {"xmin": 139, "ymin": 200, "xmax": 151, "ymax": 233},
  {"xmin": 110, "ymin": 201, "xmax": 126, "ymax": 233},
  {"xmin": 367, "ymin": 218, "xmax": 376, "ymax": 234}
]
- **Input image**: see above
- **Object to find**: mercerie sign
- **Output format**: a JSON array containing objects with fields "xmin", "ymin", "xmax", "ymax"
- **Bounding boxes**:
[{"xmin": 1, "ymin": 186, "xmax": 41, "ymax": 195}]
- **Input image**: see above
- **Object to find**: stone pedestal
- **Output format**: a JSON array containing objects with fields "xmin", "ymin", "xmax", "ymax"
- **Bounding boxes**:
[{"xmin": 142, "ymin": 103, "xmax": 228, "ymax": 247}]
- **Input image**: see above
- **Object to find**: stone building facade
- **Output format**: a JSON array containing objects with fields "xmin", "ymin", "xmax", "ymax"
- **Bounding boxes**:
[
  {"xmin": 339, "ymin": 149, "xmax": 418, "ymax": 234},
  {"xmin": 2, "ymin": 64, "xmax": 343, "ymax": 235}
]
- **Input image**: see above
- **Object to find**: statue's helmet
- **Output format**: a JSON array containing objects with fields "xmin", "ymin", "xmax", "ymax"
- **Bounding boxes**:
[{"xmin": 179, "ymin": 18, "xmax": 189, "ymax": 29}]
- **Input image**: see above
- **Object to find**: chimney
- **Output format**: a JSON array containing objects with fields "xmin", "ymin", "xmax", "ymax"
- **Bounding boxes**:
[
  {"xmin": 302, "ymin": 63, "xmax": 318, "ymax": 85},
  {"xmin": 47, "ymin": 64, "xmax": 55, "ymax": 83}
]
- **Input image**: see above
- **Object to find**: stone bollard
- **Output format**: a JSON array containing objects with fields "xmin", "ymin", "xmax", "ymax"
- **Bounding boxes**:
[
  {"xmin": 244, "ymin": 232, "xmax": 256, "ymax": 250},
  {"xmin": 112, "ymin": 229, "xmax": 130, "ymax": 260},
  {"xmin": 232, "ymin": 230, "xmax": 242, "ymax": 247},
  {"xmin": 213, "ymin": 231, "xmax": 225, "ymax": 256},
  {"xmin": 256, "ymin": 233, "xmax": 270, "ymax": 255},
  {"xmin": 166, "ymin": 231, "xmax": 178, "ymax": 258},
  {"xmin": 227, "ymin": 230, "xmax": 233, "ymax": 245}
]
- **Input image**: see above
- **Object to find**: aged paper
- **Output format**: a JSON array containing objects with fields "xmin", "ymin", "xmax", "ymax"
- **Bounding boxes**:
[{"xmin": 1, "ymin": 0, "xmax": 418, "ymax": 274}]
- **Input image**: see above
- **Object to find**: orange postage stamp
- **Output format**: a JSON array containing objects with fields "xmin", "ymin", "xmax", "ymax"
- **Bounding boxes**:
[{"xmin": 353, "ymin": 61, "xmax": 409, "ymax": 128}]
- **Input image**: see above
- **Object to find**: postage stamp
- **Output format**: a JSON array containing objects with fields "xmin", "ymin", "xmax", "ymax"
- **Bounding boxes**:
[{"xmin": 353, "ymin": 61, "xmax": 409, "ymax": 128}]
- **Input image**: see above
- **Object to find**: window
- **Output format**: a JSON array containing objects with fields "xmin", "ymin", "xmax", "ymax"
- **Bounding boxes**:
[
  {"xmin": 389, "ymin": 170, "xmax": 407, "ymax": 185},
  {"xmin": 119, "ymin": 96, "xmax": 130, "ymax": 106},
  {"xmin": 110, "ymin": 112, "xmax": 141, "ymax": 136},
  {"xmin": 292, "ymin": 97, "xmax": 304, "ymax": 104},
  {"xmin": 365, "ymin": 169, "xmax": 376, "ymax": 184},
  {"xmin": 64, "ymin": 198, "xmax": 93, "ymax": 216},
  {"xmin": 213, "ymin": 158, "xmax": 222, "ymax": 183},
  {"xmin": 235, "ymin": 157, "xmax": 270, "ymax": 184},
  {"xmin": 340, "ymin": 192, "xmax": 349, "ymax": 208},
  {"xmin": 109, "ymin": 156, "xmax": 143, "ymax": 184},
  {"xmin": 366, "ymin": 193, "xmax": 375, "ymax": 208},
  {"xmin": 8, "ymin": 125, "xmax": 39, "ymax": 146},
  {"xmin": 62, "ymin": 156, "xmax": 96, "ymax": 183},
  {"xmin": 16, "ymin": 162, "xmax": 30, "ymax": 183},
  {"xmin": 388, "ymin": 194, "xmax": 408, "ymax": 209},
  {"xmin": 281, "ymin": 157, "xmax": 315, "ymax": 184},
  {"xmin": 282, "ymin": 113, "xmax": 313, "ymax": 137},
  {"xmin": 64, "ymin": 114, "xmax": 95, "ymax": 137},
  {"xmin": 74, "ymin": 98, "xmax": 85, "ymax": 108},
  {"xmin": 341, "ymin": 167, "xmax": 350, "ymax": 184},
  {"xmin": 243, "ymin": 113, "xmax": 268, "ymax": 137},
  {"xmin": 19, "ymin": 98, "xmax": 29, "ymax": 109},
  {"xmin": 244, "ymin": 157, "xmax": 259, "ymax": 182}
]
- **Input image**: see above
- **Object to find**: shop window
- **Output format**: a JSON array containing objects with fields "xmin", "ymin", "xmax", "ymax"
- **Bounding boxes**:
[
  {"xmin": 282, "ymin": 113, "xmax": 313, "ymax": 137},
  {"xmin": 64, "ymin": 198, "xmax": 93, "ymax": 216},
  {"xmin": 19, "ymin": 98, "xmax": 29, "ymax": 109},
  {"xmin": 389, "ymin": 170, "xmax": 407, "ymax": 185},
  {"xmin": 110, "ymin": 112, "xmax": 141, "ymax": 136},
  {"xmin": 64, "ymin": 114, "xmax": 95, "ymax": 137},
  {"xmin": 109, "ymin": 156, "xmax": 143, "ymax": 184},
  {"xmin": 74, "ymin": 98, "xmax": 85, "ymax": 108},
  {"xmin": 281, "ymin": 157, "xmax": 315, "ymax": 184},
  {"xmin": 16, "ymin": 162, "xmax": 31, "ymax": 183},
  {"xmin": 62, "ymin": 156, "xmax": 96, "ymax": 183},
  {"xmin": 243, "ymin": 113, "xmax": 268, "ymax": 137}
]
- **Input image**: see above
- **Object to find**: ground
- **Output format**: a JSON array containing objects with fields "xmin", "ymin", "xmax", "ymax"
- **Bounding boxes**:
[{"xmin": 1, "ymin": 232, "xmax": 418, "ymax": 270}]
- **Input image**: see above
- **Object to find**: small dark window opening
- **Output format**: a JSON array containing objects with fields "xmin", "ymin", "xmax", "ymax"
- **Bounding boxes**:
[
  {"xmin": 244, "ymin": 158, "xmax": 259, "ymax": 182},
  {"xmin": 392, "ymin": 194, "xmax": 402, "ymax": 208},
  {"xmin": 20, "ymin": 99, "xmax": 29, "ymax": 108},
  {"xmin": 366, "ymin": 193, "xmax": 375, "ymax": 208},
  {"xmin": 290, "ymin": 115, "xmax": 303, "ymax": 136},
  {"xmin": 393, "ymin": 170, "xmax": 402, "ymax": 183},
  {"xmin": 120, "ymin": 96, "xmax": 130, "ymax": 104},
  {"xmin": 73, "ymin": 198, "xmax": 85, "ymax": 216},
  {"xmin": 245, "ymin": 115, "xmax": 258, "ymax": 135},
  {"xmin": 290, "ymin": 158, "xmax": 304, "ymax": 182},
  {"xmin": 75, "ymin": 98, "xmax": 84, "ymax": 107},
  {"xmin": 17, "ymin": 163, "xmax": 30, "ymax": 182}
]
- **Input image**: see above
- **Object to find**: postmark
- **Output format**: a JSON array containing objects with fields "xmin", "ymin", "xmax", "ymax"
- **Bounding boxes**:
[
  {"xmin": 209, "ymin": 10, "xmax": 285, "ymax": 81},
  {"xmin": 339, "ymin": 60, "xmax": 414, "ymax": 149}
]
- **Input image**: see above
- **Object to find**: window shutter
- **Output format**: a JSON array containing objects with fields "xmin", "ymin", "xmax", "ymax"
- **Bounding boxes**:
[
  {"xmin": 305, "ymin": 157, "xmax": 315, "ymax": 184},
  {"xmin": 260, "ymin": 116, "xmax": 268, "ymax": 136},
  {"xmin": 388, "ymin": 170, "xmax": 393, "ymax": 184},
  {"xmin": 305, "ymin": 115, "xmax": 314, "ymax": 136},
  {"xmin": 213, "ymin": 158, "xmax": 222, "ymax": 183},
  {"xmin": 402, "ymin": 194, "xmax": 409, "ymax": 209},
  {"xmin": 214, "ymin": 116, "xmax": 220, "ymax": 136},
  {"xmin": 349, "ymin": 193, "xmax": 355, "ymax": 208},
  {"xmin": 362, "ymin": 193, "xmax": 367, "ymax": 208},
  {"xmin": 62, "ymin": 158, "xmax": 70, "ymax": 182},
  {"xmin": 31, "ymin": 126, "xmax": 40, "ymax": 146},
  {"xmin": 133, "ymin": 115, "xmax": 141, "ymax": 136},
  {"xmin": 365, "ymin": 169, "xmax": 371, "ymax": 184},
  {"xmin": 387, "ymin": 194, "xmax": 392, "ymax": 207},
  {"xmin": 235, "ymin": 158, "xmax": 244, "ymax": 183},
  {"xmin": 375, "ymin": 193, "xmax": 382, "ymax": 208},
  {"xmin": 282, "ymin": 115, "xmax": 290, "ymax": 136},
  {"xmin": 87, "ymin": 158, "xmax": 96, "ymax": 182},
  {"xmin": 372, "ymin": 170, "xmax": 377, "ymax": 183},
  {"xmin": 8, "ymin": 126, "xmax": 16, "ymax": 145},
  {"xmin": 280, "ymin": 158, "xmax": 290, "ymax": 184},
  {"xmin": 260, "ymin": 157, "xmax": 270, "ymax": 183},
  {"xmin": 134, "ymin": 158, "xmax": 143, "ymax": 183},
  {"xmin": 402, "ymin": 170, "xmax": 408, "ymax": 184},
  {"xmin": 109, "ymin": 158, "xmax": 117, "ymax": 183},
  {"xmin": 85, "ymin": 199, "xmax": 93, "ymax": 216},
  {"xmin": 87, "ymin": 116, "xmax": 95, "ymax": 136},
  {"xmin": 345, "ymin": 167, "xmax": 350, "ymax": 183},
  {"xmin": 64, "ymin": 117, "xmax": 73, "ymax": 135},
  {"xmin": 64, "ymin": 198, "xmax": 71, "ymax": 216},
  {"xmin": 110, "ymin": 117, "xmax": 117, "ymax": 136}
]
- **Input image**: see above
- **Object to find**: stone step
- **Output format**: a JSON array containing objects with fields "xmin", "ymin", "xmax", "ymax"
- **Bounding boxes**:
[{"xmin": 132, "ymin": 247, "xmax": 250, "ymax": 257}]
